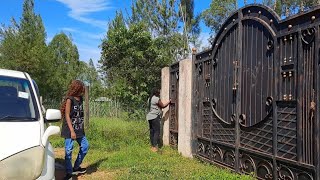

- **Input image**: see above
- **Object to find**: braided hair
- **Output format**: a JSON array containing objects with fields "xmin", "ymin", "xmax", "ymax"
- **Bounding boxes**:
[{"xmin": 148, "ymin": 87, "xmax": 160, "ymax": 111}]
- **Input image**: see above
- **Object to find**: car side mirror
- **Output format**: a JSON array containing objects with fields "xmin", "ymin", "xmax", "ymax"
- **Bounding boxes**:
[
  {"xmin": 45, "ymin": 109, "xmax": 61, "ymax": 122},
  {"xmin": 42, "ymin": 126, "xmax": 60, "ymax": 146}
]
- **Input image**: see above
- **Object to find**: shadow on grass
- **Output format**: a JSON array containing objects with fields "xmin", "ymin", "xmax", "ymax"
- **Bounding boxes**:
[
  {"xmin": 159, "ymin": 110, "xmax": 170, "ymax": 149},
  {"xmin": 86, "ymin": 158, "xmax": 108, "ymax": 174},
  {"xmin": 55, "ymin": 157, "xmax": 108, "ymax": 179}
]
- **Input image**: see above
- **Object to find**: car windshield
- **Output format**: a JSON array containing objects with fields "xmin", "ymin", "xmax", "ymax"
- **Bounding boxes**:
[{"xmin": 0, "ymin": 76, "xmax": 38, "ymax": 121}]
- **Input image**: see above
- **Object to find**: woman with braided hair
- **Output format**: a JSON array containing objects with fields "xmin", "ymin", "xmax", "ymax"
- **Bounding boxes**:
[
  {"xmin": 146, "ymin": 87, "xmax": 171, "ymax": 152},
  {"xmin": 60, "ymin": 80, "xmax": 89, "ymax": 180}
]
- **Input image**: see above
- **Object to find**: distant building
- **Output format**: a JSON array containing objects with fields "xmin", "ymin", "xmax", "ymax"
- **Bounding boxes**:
[{"xmin": 94, "ymin": 97, "xmax": 111, "ymax": 102}]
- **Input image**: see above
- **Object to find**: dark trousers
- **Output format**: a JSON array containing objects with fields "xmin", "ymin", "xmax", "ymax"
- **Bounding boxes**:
[{"xmin": 148, "ymin": 117, "xmax": 160, "ymax": 147}]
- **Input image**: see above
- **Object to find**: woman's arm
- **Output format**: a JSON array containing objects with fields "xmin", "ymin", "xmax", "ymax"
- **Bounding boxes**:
[
  {"xmin": 65, "ymin": 99, "xmax": 76, "ymax": 139},
  {"xmin": 157, "ymin": 99, "xmax": 171, "ymax": 108}
]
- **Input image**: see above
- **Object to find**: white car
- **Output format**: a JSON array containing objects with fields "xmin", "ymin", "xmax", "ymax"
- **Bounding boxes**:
[{"xmin": 0, "ymin": 69, "xmax": 61, "ymax": 180}]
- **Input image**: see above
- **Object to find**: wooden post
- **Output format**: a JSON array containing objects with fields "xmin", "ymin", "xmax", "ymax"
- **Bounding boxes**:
[{"xmin": 84, "ymin": 86, "xmax": 89, "ymax": 128}]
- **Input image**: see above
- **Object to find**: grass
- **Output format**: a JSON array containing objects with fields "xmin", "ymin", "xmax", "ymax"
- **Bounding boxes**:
[{"xmin": 50, "ymin": 118, "xmax": 255, "ymax": 180}]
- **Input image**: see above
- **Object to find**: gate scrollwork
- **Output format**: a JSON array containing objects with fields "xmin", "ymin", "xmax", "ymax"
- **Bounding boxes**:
[
  {"xmin": 239, "ymin": 154, "xmax": 256, "ymax": 174},
  {"xmin": 267, "ymin": 40, "xmax": 274, "ymax": 50},
  {"xmin": 211, "ymin": 98, "xmax": 235, "ymax": 126},
  {"xmin": 301, "ymin": 27, "xmax": 316, "ymax": 45},
  {"xmin": 211, "ymin": 145, "xmax": 223, "ymax": 161},
  {"xmin": 277, "ymin": 165, "xmax": 294, "ymax": 180},
  {"xmin": 223, "ymin": 150, "xmax": 236, "ymax": 167},
  {"xmin": 257, "ymin": 161, "xmax": 273, "ymax": 179}
]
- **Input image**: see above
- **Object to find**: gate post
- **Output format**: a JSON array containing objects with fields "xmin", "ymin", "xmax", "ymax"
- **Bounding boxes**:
[
  {"xmin": 161, "ymin": 67, "xmax": 170, "ymax": 146},
  {"xmin": 84, "ymin": 85, "xmax": 89, "ymax": 128},
  {"xmin": 315, "ymin": 25, "xmax": 320, "ymax": 180},
  {"xmin": 178, "ymin": 59, "xmax": 193, "ymax": 158},
  {"xmin": 235, "ymin": 11, "xmax": 243, "ymax": 173}
]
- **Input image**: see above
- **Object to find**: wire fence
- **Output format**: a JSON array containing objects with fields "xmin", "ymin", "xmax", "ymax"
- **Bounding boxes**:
[{"xmin": 42, "ymin": 99, "xmax": 124, "ymax": 118}]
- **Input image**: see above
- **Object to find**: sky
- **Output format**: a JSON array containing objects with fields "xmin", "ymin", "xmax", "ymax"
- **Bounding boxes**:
[{"xmin": 0, "ymin": 0, "xmax": 257, "ymax": 67}]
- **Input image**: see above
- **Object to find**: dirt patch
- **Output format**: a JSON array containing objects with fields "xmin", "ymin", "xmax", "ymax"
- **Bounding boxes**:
[{"xmin": 54, "ymin": 148, "xmax": 115, "ymax": 180}]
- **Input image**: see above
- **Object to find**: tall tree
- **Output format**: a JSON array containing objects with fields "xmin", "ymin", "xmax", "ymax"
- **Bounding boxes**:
[
  {"xmin": 263, "ymin": 0, "xmax": 319, "ymax": 17},
  {"xmin": 179, "ymin": 0, "xmax": 201, "ymax": 57},
  {"xmin": 0, "ymin": 19, "xmax": 20, "ymax": 68},
  {"xmin": 202, "ymin": 0, "xmax": 236, "ymax": 36},
  {"xmin": 0, "ymin": 0, "xmax": 49, "ymax": 95},
  {"xmin": 100, "ymin": 14, "xmax": 171, "ymax": 110},
  {"xmin": 129, "ymin": 0, "xmax": 199, "ymax": 61},
  {"xmin": 47, "ymin": 32, "xmax": 80, "ymax": 98},
  {"xmin": 130, "ymin": 0, "xmax": 180, "ymax": 36},
  {"xmin": 77, "ymin": 59, "xmax": 104, "ymax": 99}
]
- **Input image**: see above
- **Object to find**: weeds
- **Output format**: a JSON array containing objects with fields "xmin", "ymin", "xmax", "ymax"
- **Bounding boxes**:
[{"xmin": 50, "ymin": 118, "xmax": 255, "ymax": 180}]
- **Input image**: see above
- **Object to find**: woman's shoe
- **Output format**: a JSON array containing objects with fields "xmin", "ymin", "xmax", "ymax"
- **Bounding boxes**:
[{"xmin": 151, "ymin": 147, "xmax": 158, "ymax": 152}]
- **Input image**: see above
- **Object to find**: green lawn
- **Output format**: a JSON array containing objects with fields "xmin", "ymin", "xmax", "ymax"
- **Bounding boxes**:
[{"xmin": 50, "ymin": 118, "xmax": 255, "ymax": 180}]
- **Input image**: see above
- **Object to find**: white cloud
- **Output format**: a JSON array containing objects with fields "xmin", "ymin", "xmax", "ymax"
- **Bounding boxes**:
[
  {"xmin": 60, "ymin": 27, "xmax": 105, "ymax": 40},
  {"xmin": 55, "ymin": 0, "xmax": 112, "ymax": 28},
  {"xmin": 77, "ymin": 43, "xmax": 101, "ymax": 64},
  {"xmin": 60, "ymin": 27, "xmax": 77, "ymax": 32}
]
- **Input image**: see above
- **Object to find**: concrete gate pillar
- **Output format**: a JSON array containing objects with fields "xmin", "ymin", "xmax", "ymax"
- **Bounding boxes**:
[
  {"xmin": 178, "ymin": 59, "xmax": 193, "ymax": 158},
  {"xmin": 161, "ymin": 67, "xmax": 170, "ymax": 146}
]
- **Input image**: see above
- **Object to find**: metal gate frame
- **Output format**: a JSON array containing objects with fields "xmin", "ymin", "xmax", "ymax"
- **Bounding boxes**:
[
  {"xmin": 169, "ymin": 62, "xmax": 179, "ymax": 147},
  {"xmin": 193, "ymin": 4, "xmax": 320, "ymax": 180}
]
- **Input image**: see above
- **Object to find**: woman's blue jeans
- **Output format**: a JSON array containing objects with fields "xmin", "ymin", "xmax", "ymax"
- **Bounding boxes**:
[{"xmin": 64, "ymin": 136, "xmax": 89, "ymax": 174}]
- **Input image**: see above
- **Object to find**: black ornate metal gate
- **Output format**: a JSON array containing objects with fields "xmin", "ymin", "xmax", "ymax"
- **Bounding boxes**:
[
  {"xmin": 194, "ymin": 5, "xmax": 320, "ymax": 180},
  {"xmin": 169, "ymin": 62, "xmax": 179, "ymax": 147}
]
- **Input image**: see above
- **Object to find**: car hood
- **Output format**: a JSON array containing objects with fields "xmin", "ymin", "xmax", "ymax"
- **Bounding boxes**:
[{"xmin": 0, "ymin": 121, "xmax": 41, "ymax": 160}]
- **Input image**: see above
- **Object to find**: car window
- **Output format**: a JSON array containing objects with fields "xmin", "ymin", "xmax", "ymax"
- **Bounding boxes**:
[{"xmin": 0, "ymin": 76, "xmax": 39, "ymax": 121}]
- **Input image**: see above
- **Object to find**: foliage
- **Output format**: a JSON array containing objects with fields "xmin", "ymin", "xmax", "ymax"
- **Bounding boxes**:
[
  {"xmin": 179, "ymin": 0, "xmax": 201, "ymax": 51},
  {"xmin": 51, "ymin": 118, "xmax": 254, "ymax": 180},
  {"xmin": 99, "ymin": 12, "xmax": 171, "ymax": 113},
  {"xmin": 46, "ymin": 32, "xmax": 81, "ymax": 98},
  {"xmin": 78, "ymin": 59, "xmax": 104, "ymax": 100},
  {"xmin": 263, "ymin": 0, "xmax": 319, "ymax": 17},
  {"xmin": 202, "ymin": 0, "xmax": 319, "ymax": 40},
  {"xmin": 130, "ymin": 0, "xmax": 181, "ymax": 36},
  {"xmin": 129, "ymin": 0, "xmax": 200, "ymax": 60},
  {"xmin": 50, "ymin": 118, "xmax": 148, "ymax": 150},
  {"xmin": 100, "ymin": 1, "xmax": 201, "ymax": 115},
  {"xmin": 201, "ymin": 0, "xmax": 236, "ymax": 35},
  {"xmin": 0, "ymin": 0, "xmax": 50, "ymax": 96},
  {"xmin": 0, "ymin": 0, "xmax": 103, "ymax": 100}
]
